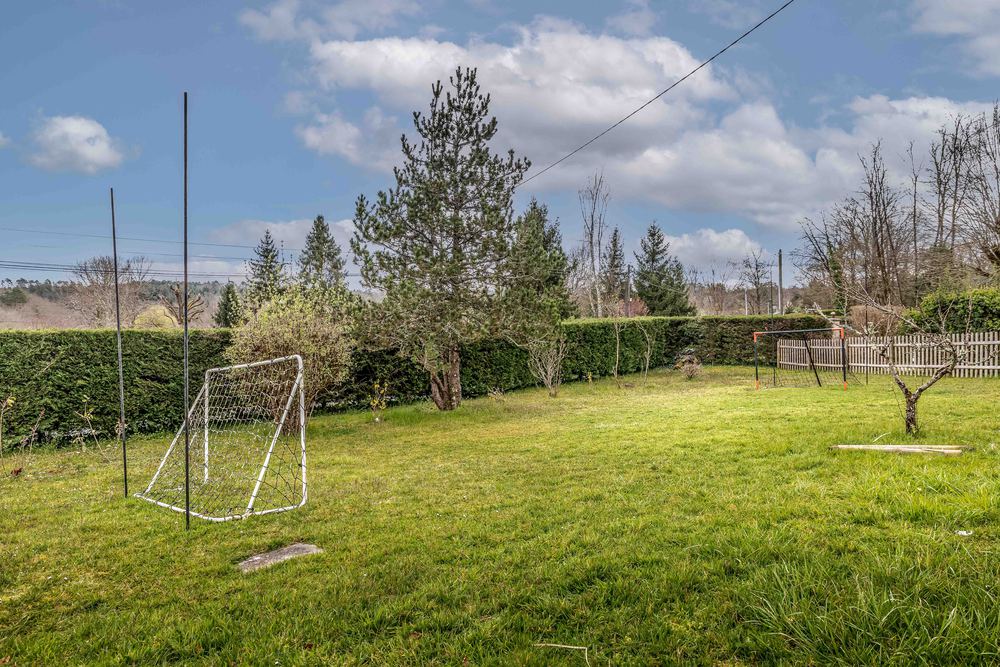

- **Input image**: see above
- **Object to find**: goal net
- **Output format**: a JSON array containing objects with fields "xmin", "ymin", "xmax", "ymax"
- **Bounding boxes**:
[
  {"xmin": 136, "ymin": 355, "xmax": 307, "ymax": 522},
  {"xmin": 754, "ymin": 327, "xmax": 850, "ymax": 389}
]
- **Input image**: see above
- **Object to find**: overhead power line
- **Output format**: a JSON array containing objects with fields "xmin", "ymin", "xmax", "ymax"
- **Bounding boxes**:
[
  {"xmin": 518, "ymin": 0, "xmax": 799, "ymax": 187},
  {"xmin": 0, "ymin": 225, "xmax": 304, "ymax": 253}
]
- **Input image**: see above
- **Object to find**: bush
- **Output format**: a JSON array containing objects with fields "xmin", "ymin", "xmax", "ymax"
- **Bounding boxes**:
[
  {"xmin": 0, "ymin": 314, "xmax": 825, "ymax": 444},
  {"xmin": 907, "ymin": 288, "xmax": 1000, "ymax": 333},
  {"xmin": 134, "ymin": 305, "xmax": 177, "ymax": 328},
  {"xmin": 227, "ymin": 288, "xmax": 354, "ymax": 420}
]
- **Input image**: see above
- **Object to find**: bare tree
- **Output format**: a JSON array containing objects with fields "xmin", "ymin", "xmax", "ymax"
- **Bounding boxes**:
[
  {"xmin": 966, "ymin": 104, "xmax": 1000, "ymax": 278},
  {"xmin": 67, "ymin": 256, "xmax": 150, "ymax": 327},
  {"xmin": 577, "ymin": 171, "xmax": 610, "ymax": 318},
  {"xmin": 159, "ymin": 283, "xmax": 206, "ymax": 324},
  {"xmin": 739, "ymin": 249, "xmax": 771, "ymax": 314}
]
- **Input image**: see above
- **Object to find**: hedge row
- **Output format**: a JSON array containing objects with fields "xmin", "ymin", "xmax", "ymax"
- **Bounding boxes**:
[
  {"xmin": 0, "ymin": 314, "xmax": 823, "ymax": 444},
  {"xmin": 908, "ymin": 288, "xmax": 1000, "ymax": 333}
]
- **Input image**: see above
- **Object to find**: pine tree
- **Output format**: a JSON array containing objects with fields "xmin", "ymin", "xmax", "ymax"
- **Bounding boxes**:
[
  {"xmin": 245, "ymin": 229, "xmax": 285, "ymax": 311},
  {"xmin": 214, "ymin": 282, "xmax": 242, "ymax": 327},
  {"xmin": 634, "ymin": 223, "xmax": 696, "ymax": 316},
  {"xmin": 518, "ymin": 199, "xmax": 576, "ymax": 318},
  {"xmin": 601, "ymin": 227, "xmax": 627, "ymax": 305},
  {"xmin": 298, "ymin": 215, "xmax": 346, "ymax": 291},
  {"xmin": 353, "ymin": 67, "xmax": 530, "ymax": 411}
]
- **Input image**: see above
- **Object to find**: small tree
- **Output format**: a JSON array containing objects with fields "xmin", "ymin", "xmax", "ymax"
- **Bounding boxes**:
[
  {"xmin": 226, "ymin": 286, "xmax": 354, "ymax": 421},
  {"xmin": 245, "ymin": 229, "xmax": 285, "ymax": 312},
  {"xmin": 67, "ymin": 255, "xmax": 150, "ymax": 326},
  {"xmin": 159, "ymin": 283, "xmax": 205, "ymax": 324},
  {"xmin": 299, "ymin": 215, "xmax": 346, "ymax": 291},
  {"xmin": 601, "ymin": 227, "xmax": 627, "ymax": 307},
  {"xmin": 634, "ymin": 223, "xmax": 696, "ymax": 316},
  {"xmin": 500, "ymin": 201, "xmax": 572, "ymax": 397},
  {"xmin": 352, "ymin": 67, "xmax": 529, "ymax": 411},
  {"xmin": 214, "ymin": 282, "xmax": 242, "ymax": 327}
]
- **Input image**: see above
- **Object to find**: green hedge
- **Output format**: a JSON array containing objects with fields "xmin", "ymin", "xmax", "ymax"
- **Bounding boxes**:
[
  {"xmin": 0, "ymin": 314, "xmax": 823, "ymax": 444},
  {"xmin": 908, "ymin": 288, "xmax": 1000, "ymax": 333}
]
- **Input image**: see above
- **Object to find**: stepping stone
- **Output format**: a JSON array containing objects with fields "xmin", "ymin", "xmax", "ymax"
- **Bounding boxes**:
[{"xmin": 239, "ymin": 543, "xmax": 323, "ymax": 573}]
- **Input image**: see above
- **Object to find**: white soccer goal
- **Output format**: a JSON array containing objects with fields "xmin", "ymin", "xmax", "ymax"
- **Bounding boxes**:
[{"xmin": 136, "ymin": 355, "xmax": 307, "ymax": 522}]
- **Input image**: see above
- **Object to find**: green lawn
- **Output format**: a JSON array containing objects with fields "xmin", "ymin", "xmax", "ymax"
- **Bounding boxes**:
[{"xmin": 2, "ymin": 367, "xmax": 1000, "ymax": 665}]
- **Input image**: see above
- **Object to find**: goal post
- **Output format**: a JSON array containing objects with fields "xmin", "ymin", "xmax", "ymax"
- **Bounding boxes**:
[
  {"xmin": 136, "ymin": 355, "xmax": 307, "ymax": 522},
  {"xmin": 753, "ymin": 327, "xmax": 849, "ymax": 390}
]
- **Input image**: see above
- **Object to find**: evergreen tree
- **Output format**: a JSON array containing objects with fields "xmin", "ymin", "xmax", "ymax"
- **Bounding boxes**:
[
  {"xmin": 517, "ymin": 199, "xmax": 576, "ymax": 318},
  {"xmin": 245, "ymin": 229, "xmax": 285, "ymax": 311},
  {"xmin": 298, "ymin": 215, "xmax": 346, "ymax": 291},
  {"xmin": 214, "ymin": 282, "xmax": 242, "ymax": 327},
  {"xmin": 353, "ymin": 67, "xmax": 530, "ymax": 411},
  {"xmin": 634, "ymin": 223, "xmax": 696, "ymax": 316},
  {"xmin": 601, "ymin": 227, "xmax": 627, "ymax": 304}
]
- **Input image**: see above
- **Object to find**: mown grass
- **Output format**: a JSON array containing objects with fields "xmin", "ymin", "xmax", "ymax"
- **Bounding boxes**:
[{"xmin": 2, "ymin": 367, "xmax": 999, "ymax": 665}]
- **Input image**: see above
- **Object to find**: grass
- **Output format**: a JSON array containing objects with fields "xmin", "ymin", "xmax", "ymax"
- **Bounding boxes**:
[{"xmin": 2, "ymin": 366, "xmax": 999, "ymax": 665}]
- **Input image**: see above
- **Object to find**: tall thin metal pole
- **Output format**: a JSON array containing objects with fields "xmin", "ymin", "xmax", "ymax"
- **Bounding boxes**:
[
  {"xmin": 183, "ymin": 92, "xmax": 191, "ymax": 531},
  {"xmin": 110, "ymin": 187, "xmax": 128, "ymax": 497},
  {"xmin": 777, "ymin": 249, "xmax": 784, "ymax": 315},
  {"xmin": 625, "ymin": 264, "xmax": 632, "ymax": 317}
]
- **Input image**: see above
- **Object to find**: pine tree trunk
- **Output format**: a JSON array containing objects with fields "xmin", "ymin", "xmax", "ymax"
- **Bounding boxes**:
[{"xmin": 429, "ymin": 347, "xmax": 462, "ymax": 411}]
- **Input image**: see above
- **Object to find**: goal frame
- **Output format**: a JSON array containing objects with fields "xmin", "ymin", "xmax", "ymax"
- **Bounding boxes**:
[
  {"xmin": 135, "ymin": 354, "xmax": 307, "ymax": 522},
  {"xmin": 753, "ymin": 327, "xmax": 848, "ymax": 390}
]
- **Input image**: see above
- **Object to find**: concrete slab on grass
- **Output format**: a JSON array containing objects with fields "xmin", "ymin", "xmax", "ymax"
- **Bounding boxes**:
[{"xmin": 239, "ymin": 543, "xmax": 323, "ymax": 574}]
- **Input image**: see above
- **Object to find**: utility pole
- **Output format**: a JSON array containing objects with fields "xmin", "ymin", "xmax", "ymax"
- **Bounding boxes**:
[
  {"xmin": 744, "ymin": 288, "xmax": 749, "ymax": 315},
  {"xmin": 777, "ymin": 249, "xmax": 784, "ymax": 315}
]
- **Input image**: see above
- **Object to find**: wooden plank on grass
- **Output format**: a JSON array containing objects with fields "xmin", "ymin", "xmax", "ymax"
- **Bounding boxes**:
[{"xmin": 831, "ymin": 444, "xmax": 969, "ymax": 455}]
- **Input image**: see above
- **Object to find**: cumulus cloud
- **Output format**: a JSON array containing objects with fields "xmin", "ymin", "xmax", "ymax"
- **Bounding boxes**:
[
  {"xmin": 911, "ymin": 0, "xmax": 1000, "ymax": 76},
  {"xmin": 295, "ymin": 107, "xmax": 400, "ymax": 170},
  {"xmin": 240, "ymin": 0, "xmax": 421, "ymax": 42},
  {"xmin": 248, "ymin": 7, "xmax": 996, "ymax": 232},
  {"xmin": 665, "ymin": 228, "xmax": 763, "ymax": 272},
  {"xmin": 29, "ymin": 115, "xmax": 125, "ymax": 174},
  {"xmin": 606, "ymin": 0, "xmax": 658, "ymax": 36},
  {"xmin": 211, "ymin": 216, "xmax": 354, "ymax": 262}
]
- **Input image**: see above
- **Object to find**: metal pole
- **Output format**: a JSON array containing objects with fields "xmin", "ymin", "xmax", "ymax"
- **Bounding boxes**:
[
  {"xmin": 110, "ymin": 187, "xmax": 128, "ymax": 498},
  {"xmin": 753, "ymin": 333, "xmax": 760, "ymax": 389},
  {"xmin": 777, "ymin": 249, "xmax": 784, "ymax": 314},
  {"xmin": 625, "ymin": 264, "xmax": 632, "ymax": 317},
  {"xmin": 840, "ymin": 327, "xmax": 848, "ymax": 390},
  {"xmin": 183, "ymin": 92, "xmax": 190, "ymax": 531}
]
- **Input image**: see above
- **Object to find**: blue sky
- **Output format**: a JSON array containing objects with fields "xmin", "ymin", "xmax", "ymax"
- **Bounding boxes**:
[{"xmin": 2, "ymin": 0, "xmax": 999, "ymax": 284}]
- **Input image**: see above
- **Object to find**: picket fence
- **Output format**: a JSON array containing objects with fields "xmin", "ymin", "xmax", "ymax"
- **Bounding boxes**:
[{"xmin": 777, "ymin": 330, "xmax": 1000, "ymax": 378}]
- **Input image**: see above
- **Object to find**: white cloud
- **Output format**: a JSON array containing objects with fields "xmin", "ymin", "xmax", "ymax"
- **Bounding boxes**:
[
  {"xmin": 29, "ymin": 115, "xmax": 125, "ymax": 174},
  {"xmin": 239, "ymin": 0, "xmax": 305, "ymax": 41},
  {"xmin": 665, "ymin": 228, "xmax": 762, "ymax": 272},
  {"xmin": 688, "ymin": 0, "xmax": 769, "ymax": 30},
  {"xmin": 240, "ymin": 0, "xmax": 421, "ymax": 42},
  {"xmin": 606, "ymin": 0, "xmax": 658, "ymax": 37},
  {"xmin": 211, "ymin": 216, "xmax": 355, "ymax": 262},
  {"xmin": 295, "ymin": 107, "xmax": 399, "ymax": 170},
  {"xmin": 249, "ymin": 9, "xmax": 996, "ymax": 232},
  {"xmin": 0, "ymin": 132, "xmax": 9, "ymax": 149},
  {"xmin": 911, "ymin": 0, "xmax": 1000, "ymax": 76}
]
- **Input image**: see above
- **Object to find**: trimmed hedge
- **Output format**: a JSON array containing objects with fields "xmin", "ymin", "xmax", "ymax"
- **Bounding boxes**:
[
  {"xmin": 0, "ymin": 314, "xmax": 823, "ymax": 444},
  {"xmin": 908, "ymin": 288, "xmax": 1000, "ymax": 333}
]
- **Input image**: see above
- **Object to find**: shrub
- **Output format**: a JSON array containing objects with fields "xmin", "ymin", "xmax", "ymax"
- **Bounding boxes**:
[
  {"xmin": 227, "ymin": 287, "xmax": 354, "ymax": 421},
  {"xmin": 675, "ymin": 348, "xmax": 702, "ymax": 380},
  {"xmin": 907, "ymin": 288, "xmax": 1000, "ymax": 333},
  {"xmin": 134, "ymin": 305, "xmax": 177, "ymax": 328}
]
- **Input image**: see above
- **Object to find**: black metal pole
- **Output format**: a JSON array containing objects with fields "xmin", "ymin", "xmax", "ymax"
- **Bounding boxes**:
[
  {"xmin": 840, "ymin": 329, "xmax": 848, "ymax": 390},
  {"xmin": 753, "ymin": 334, "xmax": 760, "ymax": 389},
  {"xmin": 110, "ymin": 187, "xmax": 128, "ymax": 497},
  {"xmin": 183, "ymin": 92, "xmax": 191, "ymax": 531},
  {"xmin": 804, "ymin": 338, "xmax": 822, "ymax": 387}
]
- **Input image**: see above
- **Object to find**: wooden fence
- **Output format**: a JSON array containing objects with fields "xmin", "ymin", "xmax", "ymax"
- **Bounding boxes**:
[{"xmin": 777, "ymin": 331, "xmax": 1000, "ymax": 378}]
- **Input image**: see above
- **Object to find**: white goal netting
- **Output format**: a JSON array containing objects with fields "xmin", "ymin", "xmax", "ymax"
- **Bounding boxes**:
[{"xmin": 136, "ymin": 355, "xmax": 307, "ymax": 522}]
